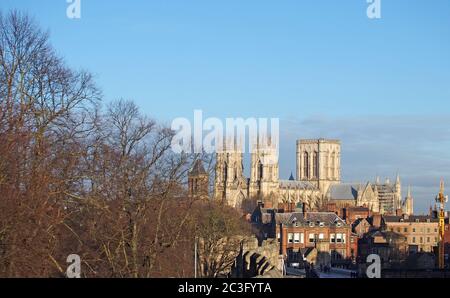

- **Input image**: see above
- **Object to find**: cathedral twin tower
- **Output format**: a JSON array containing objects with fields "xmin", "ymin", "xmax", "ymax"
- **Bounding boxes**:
[
  {"xmin": 214, "ymin": 138, "xmax": 342, "ymax": 210},
  {"xmin": 187, "ymin": 137, "xmax": 411, "ymax": 215}
]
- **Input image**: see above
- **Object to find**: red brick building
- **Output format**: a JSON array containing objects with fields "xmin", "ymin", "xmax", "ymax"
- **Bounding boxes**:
[
  {"xmin": 343, "ymin": 207, "xmax": 371, "ymax": 224},
  {"xmin": 323, "ymin": 204, "xmax": 372, "ymax": 225},
  {"xmin": 275, "ymin": 212, "xmax": 355, "ymax": 266},
  {"xmin": 353, "ymin": 218, "xmax": 372, "ymax": 238},
  {"xmin": 444, "ymin": 219, "xmax": 450, "ymax": 265}
]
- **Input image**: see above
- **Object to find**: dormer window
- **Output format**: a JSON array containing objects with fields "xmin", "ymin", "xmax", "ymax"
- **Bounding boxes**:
[
  {"xmin": 309, "ymin": 222, "xmax": 315, "ymax": 227},
  {"xmin": 336, "ymin": 222, "xmax": 342, "ymax": 227},
  {"xmin": 319, "ymin": 222, "xmax": 325, "ymax": 227}
]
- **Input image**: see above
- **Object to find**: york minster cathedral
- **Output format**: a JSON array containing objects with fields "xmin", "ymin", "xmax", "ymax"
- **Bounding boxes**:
[{"xmin": 196, "ymin": 138, "xmax": 414, "ymax": 216}]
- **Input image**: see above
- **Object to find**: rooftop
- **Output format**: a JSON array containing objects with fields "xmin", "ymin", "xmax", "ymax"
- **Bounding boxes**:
[
  {"xmin": 297, "ymin": 139, "xmax": 341, "ymax": 145},
  {"xmin": 279, "ymin": 180, "xmax": 317, "ymax": 190},
  {"xmin": 275, "ymin": 211, "xmax": 347, "ymax": 227},
  {"xmin": 328, "ymin": 183, "xmax": 363, "ymax": 200},
  {"xmin": 189, "ymin": 159, "xmax": 207, "ymax": 176},
  {"xmin": 384, "ymin": 215, "xmax": 438, "ymax": 223}
]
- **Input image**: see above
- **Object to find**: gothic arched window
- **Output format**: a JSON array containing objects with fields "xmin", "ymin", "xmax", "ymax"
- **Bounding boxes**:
[
  {"xmin": 331, "ymin": 152, "xmax": 336, "ymax": 177},
  {"xmin": 313, "ymin": 151, "xmax": 319, "ymax": 178},
  {"xmin": 324, "ymin": 151, "xmax": 329, "ymax": 179},
  {"xmin": 258, "ymin": 161, "xmax": 264, "ymax": 181},
  {"xmin": 303, "ymin": 152, "xmax": 309, "ymax": 179},
  {"xmin": 224, "ymin": 162, "xmax": 228, "ymax": 182}
]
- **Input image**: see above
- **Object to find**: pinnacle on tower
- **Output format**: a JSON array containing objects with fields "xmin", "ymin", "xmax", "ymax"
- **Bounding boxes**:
[
  {"xmin": 191, "ymin": 159, "xmax": 206, "ymax": 175},
  {"xmin": 289, "ymin": 172, "xmax": 295, "ymax": 181}
]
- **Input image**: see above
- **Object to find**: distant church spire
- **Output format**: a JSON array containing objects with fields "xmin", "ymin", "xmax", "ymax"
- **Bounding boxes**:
[
  {"xmin": 403, "ymin": 185, "xmax": 414, "ymax": 216},
  {"xmin": 396, "ymin": 173, "xmax": 401, "ymax": 185},
  {"xmin": 289, "ymin": 172, "xmax": 295, "ymax": 181}
]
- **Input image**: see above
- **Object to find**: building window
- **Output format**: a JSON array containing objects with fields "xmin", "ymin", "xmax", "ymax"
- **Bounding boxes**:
[
  {"xmin": 404, "ymin": 228, "xmax": 408, "ymax": 233},
  {"xmin": 258, "ymin": 161, "xmax": 264, "ymax": 180},
  {"xmin": 330, "ymin": 234, "xmax": 336, "ymax": 243},
  {"xmin": 331, "ymin": 152, "xmax": 336, "ymax": 178},
  {"xmin": 336, "ymin": 233, "xmax": 343, "ymax": 243},
  {"xmin": 309, "ymin": 233, "xmax": 315, "ymax": 243},
  {"xmin": 288, "ymin": 233, "xmax": 293, "ymax": 243},
  {"xmin": 313, "ymin": 151, "xmax": 319, "ymax": 178},
  {"xmin": 300, "ymin": 233, "xmax": 304, "ymax": 244},
  {"xmin": 319, "ymin": 233, "xmax": 325, "ymax": 240},
  {"xmin": 427, "ymin": 237, "xmax": 430, "ymax": 243},
  {"xmin": 294, "ymin": 233, "xmax": 300, "ymax": 244},
  {"xmin": 303, "ymin": 152, "xmax": 309, "ymax": 179},
  {"xmin": 413, "ymin": 228, "xmax": 416, "ymax": 233},
  {"xmin": 412, "ymin": 237, "xmax": 416, "ymax": 243},
  {"xmin": 420, "ymin": 237, "xmax": 423, "ymax": 244},
  {"xmin": 223, "ymin": 164, "xmax": 228, "ymax": 182}
]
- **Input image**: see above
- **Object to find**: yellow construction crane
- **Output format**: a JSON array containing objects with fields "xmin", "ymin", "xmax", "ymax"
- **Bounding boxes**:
[{"xmin": 436, "ymin": 180, "xmax": 448, "ymax": 269}]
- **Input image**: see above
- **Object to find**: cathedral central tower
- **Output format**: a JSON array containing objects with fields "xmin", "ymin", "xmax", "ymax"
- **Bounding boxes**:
[{"xmin": 296, "ymin": 139, "xmax": 341, "ymax": 194}]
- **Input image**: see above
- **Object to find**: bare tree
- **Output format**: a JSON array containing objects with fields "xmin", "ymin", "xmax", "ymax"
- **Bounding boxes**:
[
  {"xmin": 0, "ymin": 10, "xmax": 99, "ymax": 277},
  {"xmin": 0, "ymin": 11, "xmax": 251, "ymax": 278},
  {"xmin": 194, "ymin": 202, "xmax": 251, "ymax": 278}
]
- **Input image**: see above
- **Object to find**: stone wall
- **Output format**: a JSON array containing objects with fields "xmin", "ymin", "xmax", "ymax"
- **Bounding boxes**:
[{"xmin": 230, "ymin": 236, "xmax": 283, "ymax": 278}]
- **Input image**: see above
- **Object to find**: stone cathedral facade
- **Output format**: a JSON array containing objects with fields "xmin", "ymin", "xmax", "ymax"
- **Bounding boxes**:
[
  {"xmin": 214, "ymin": 138, "xmax": 341, "ymax": 211},
  {"xmin": 212, "ymin": 138, "xmax": 414, "ymax": 216}
]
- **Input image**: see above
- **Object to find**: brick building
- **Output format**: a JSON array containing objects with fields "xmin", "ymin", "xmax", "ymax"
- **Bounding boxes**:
[
  {"xmin": 275, "ymin": 211, "xmax": 355, "ymax": 266},
  {"xmin": 383, "ymin": 215, "xmax": 439, "ymax": 253},
  {"xmin": 358, "ymin": 230, "xmax": 408, "ymax": 267},
  {"xmin": 353, "ymin": 218, "xmax": 372, "ymax": 238},
  {"xmin": 343, "ymin": 206, "xmax": 371, "ymax": 224},
  {"xmin": 444, "ymin": 219, "xmax": 450, "ymax": 265}
]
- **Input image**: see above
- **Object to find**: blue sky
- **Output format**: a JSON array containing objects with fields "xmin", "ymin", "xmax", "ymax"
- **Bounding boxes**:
[{"xmin": 2, "ymin": 0, "xmax": 450, "ymax": 212}]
